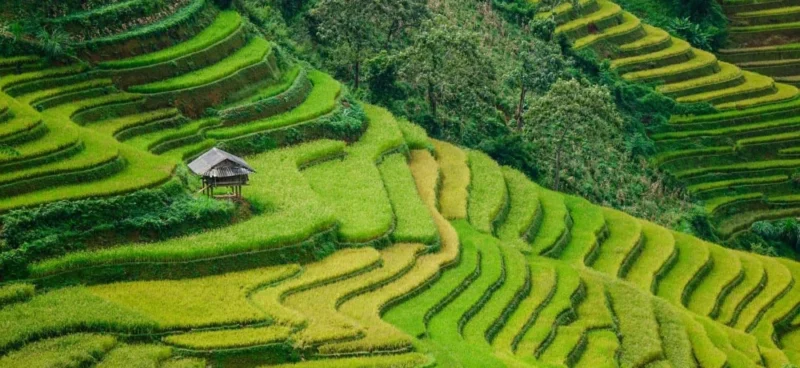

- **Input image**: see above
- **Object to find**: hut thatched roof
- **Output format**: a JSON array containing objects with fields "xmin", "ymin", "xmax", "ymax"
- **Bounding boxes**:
[{"xmin": 188, "ymin": 148, "xmax": 255, "ymax": 178}]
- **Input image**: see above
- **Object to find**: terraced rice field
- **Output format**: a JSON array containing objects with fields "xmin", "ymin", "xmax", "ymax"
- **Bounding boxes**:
[
  {"xmin": 2, "ymin": 0, "xmax": 800, "ymax": 366},
  {"xmin": 540, "ymin": 0, "xmax": 800, "ymax": 239}
]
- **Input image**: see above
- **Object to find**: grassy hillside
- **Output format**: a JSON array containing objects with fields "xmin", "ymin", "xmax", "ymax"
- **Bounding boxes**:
[{"xmin": 0, "ymin": 0, "xmax": 799, "ymax": 366}]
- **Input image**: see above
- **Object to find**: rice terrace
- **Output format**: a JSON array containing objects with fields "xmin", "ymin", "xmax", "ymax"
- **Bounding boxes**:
[{"xmin": 1, "ymin": 0, "xmax": 800, "ymax": 366}]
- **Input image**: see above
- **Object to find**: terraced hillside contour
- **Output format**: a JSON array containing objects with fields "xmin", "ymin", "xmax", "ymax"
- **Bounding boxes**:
[
  {"xmin": 1, "ymin": 1, "xmax": 800, "ymax": 367},
  {"xmin": 540, "ymin": 0, "xmax": 800, "ymax": 239},
  {"xmin": 719, "ymin": 0, "xmax": 800, "ymax": 87}
]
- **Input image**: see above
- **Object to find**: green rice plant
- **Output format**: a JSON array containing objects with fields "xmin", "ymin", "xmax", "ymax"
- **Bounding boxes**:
[
  {"xmin": 397, "ymin": 119, "xmax": 432, "ymax": 151},
  {"xmin": 555, "ymin": 196, "xmax": 606, "ymax": 264},
  {"xmin": 555, "ymin": 0, "xmax": 622, "ymax": 35},
  {"xmin": 124, "ymin": 118, "xmax": 219, "ymax": 152},
  {"xmin": 624, "ymin": 49, "xmax": 719, "ymax": 83},
  {"xmin": 618, "ymin": 25, "xmax": 671, "ymax": 54},
  {"xmin": 163, "ymin": 326, "xmax": 292, "ymax": 349},
  {"xmin": 780, "ymin": 146, "xmax": 800, "ymax": 155},
  {"xmin": 590, "ymin": 208, "xmax": 642, "ymax": 277},
  {"xmin": 686, "ymin": 244, "xmax": 743, "ymax": 318},
  {"xmin": 738, "ymin": 130, "xmax": 800, "ymax": 146},
  {"xmin": 688, "ymin": 175, "xmax": 789, "ymax": 194},
  {"xmin": 733, "ymin": 256, "xmax": 793, "ymax": 331},
  {"xmin": 379, "ymin": 154, "xmax": 438, "ymax": 244},
  {"xmin": 574, "ymin": 329, "xmax": 619, "ymax": 368},
  {"xmin": 77, "ymin": 0, "xmax": 209, "ymax": 48},
  {"xmin": 656, "ymin": 232, "xmax": 711, "ymax": 306},
  {"xmin": 408, "ymin": 149, "xmax": 439, "ymax": 208},
  {"xmin": 539, "ymin": 272, "xmax": 615, "ymax": 366},
  {"xmin": 100, "ymin": 11, "xmax": 243, "ymax": 69},
  {"xmin": 206, "ymin": 71, "xmax": 341, "ymax": 139},
  {"xmin": 658, "ymin": 62, "xmax": 742, "ymax": 96},
  {"xmin": 573, "ymin": 11, "xmax": 641, "ymax": 49},
  {"xmin": 16, "ymin": 79, "xmax": 113, "ymax": 106},
  {"xmin": 653, "ymin": 299, "xmax": 697, "ymax": 368},
  {"xmin": 348, "ymin": 104, "xmax": 405, "ymax": 161},
  {"xmin": 324, "ymin": 212, "xmax": 460, "ymax": 355},
  {"xmin": 730, "ymin": 20, "xmax": 800, "ymax": 32},
  {"xmin": 490, "ymin": 259, "xmax": 557, "ymax": 359},
  {"xmin": 129, "ymin": 38, "xmax": 270, "ymax": 93},
  {"xmin": 671, "ymin": 89, "xmax": 800, "ymax": 124},
  {"xmin": 96, "ymin": 344, "xmax": 172, "ymax": 368},
  {"xmin": 514, "ymin": 263, "xmax": 581, "ymax": 359},
  {"xmin": 612, "ymin": 37, "xmax": 691, "ymax": 71},
  {"xmin": 678, "ymin": 312, "xmax": 730, "ymax": 368},
  {"xmin": 225, "ymin": 65, "xmax": 302, "ymax": 108},
  {"xmin": 0, "ymin": 287, "xmax": 156, "ymax": 352},
  {"xmin": 653, "ymin": 115, "xmax": 800, "ymax": 141},
  {"xmin": 608, "ymin": 280, "xmax": 665, "ymax": 367},
  {"xmin": 467, "ymin": 150, "xmax": 508, "ymax": 234},
  {"xmin": 0, "ymin": 283, "xmax": 35, "ymax": 307},
  {"xmin": 266, "ymin": 353, "xmax": 429, "ymax": 368},
  {"xmin": 748, "ymin": 258, "xmax": 800, "ymax": 348},
  {"xmin": 761, "ymin": 347, "xmax": 792, "ymax": 368},
  {"xmin": 286, "ymin": 243, "xmax": 422, "ymax": 349},
  {"xmin": 497, "ymin": 167, "xmax": 541, "ymax": 241},
  {"xmin": 706, "ymin": 193, "xmax": 763, "ymax": 214},
  {"xmin": 530, "ymin": 188, "xmax": 570, "ymax": 255},
  {"xmin": 0, "ymin": 64, "xmax": 87, "ymax": 91},
  {"xmin": 674, "ymin": 159, "xmax": 800, "ymax": 179},
  {"xmin": 0, "ymin": 128, "xmax": 78, "ymax": 167},
  {"xmin": 0, "ymin": 115, "xmax": 41, "ymax": 141},
  {"xmin": 433, "ymin": 140, "xmax": 470, "ymax": 219},
  {"xmin": 422, "ymin": 220, "xmax": 506, "ymax": 367},
  {"xmin": 87, "ymin": 108, "xmax": 178, "ymax": 137},
  {"xmin": 250, "ymin": 248, "xmax": 382, "ymax": 327},
  {"xmin": 462, "ymin": 243, "xmax": 529, "ymax": 350},
  {"xmin": 695, "ymin": 317, "xmax": 760, "ymax": 367},
  {"xmin": 0, "ymin": 56, "xmax": 40, "ymax": 68},
  {"xmin": 717, "ymin": 83, "xmax": 799, "ymax": 110},
  {"xmin": 162, "ymin": 358, "xmax": 206, "ymax": 368},
  {"xmin": 303, "ymin": 157, "xmax": 394, "ymax": 243},
  {"xmin": 0, "ymin": 333, "xmax": 117, "ymax": 367},
  {"xmin": 624, "ymin": 220, "xmax": 676, "ymax": 293},
  {"xmin": 88, "ymin": 265, "xmax": 299, "ymax": 329},
  {"xmin": 715, "ymin": 253, "xmax": 765, "ymax": 326},
  {"xmin": 677, "ymin": 71, "xmax": 773, "ymax": 105},
  {"xmin": 382, "ymin": 220, "xmax": 479, "ymax": 338},
  {"xmin": 28, "ymin": 141, "xmax": 342, "ymax": 276}
]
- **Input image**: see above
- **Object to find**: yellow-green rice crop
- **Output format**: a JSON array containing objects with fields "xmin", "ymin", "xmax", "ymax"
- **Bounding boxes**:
[
  {"xmin": 497, "ymin": 167, "xmax": 541, "ymax": 241},
  {"xmin": 715, "ymin": 253, "xmax": 764, "ymax": 325},
  {"xmin": 96, "ymin": 344, "xmax": 172, "ymax": 368},
  {"xmin": 206, "ymin": 71, "xmax": 340, "ymax": 139},
  {"xmin": 161, "ymin": 357, "xmax": 206, "ymax": 368},
  {"xmin": 284, "ymin": 243, "xmax": 422, "ymax": 348},
  {"xmin": 686, "ymin": 245, "xmax": 743, "ymax": 318},
  {"xmin": 529, "ymin": 188, "xmax": 569, "ymax": 255},
  {"xmin": 557, "ymin": 196, "xmax": 606, "ymax": 263},
  {"xmin": 408, "ymin": 149, "xmax": 439, "ymax": 208},
  {"xmin": 347, "ymin": 104, "xmax": 405, "ymax": 161},
  {"xmin": 433, "ymin": 140, "xmax": 469, "ymax": 219},
  {"xmin": 608, "ymin": 280, "xmax": 665, "ymax": 366},
  {"xmin": 733, "ymin": 256, "xmax": 793, "ymax": 331},
  {"xmin": 303, "ymin": 156, "xmax": 394, "ymax": 243},
  {"xmin": 100, "ymin": 11, "xmax": 243, "ymax": 69},
  {"xmin": 264, "ymin": 353, "xmax": 429, "ymax": 368},
  {"xmin": 397, "ymin": 118, "xmax": 432, "ymax": 151},
  {"xmin": 88, "ymin": 265, "xmax": 299, "ymax": 329},
  {"xmin": 590, "ymin": 208, "xmax": 642, "ymax": 277},
  {"xmin": 0, "ymin": 283, "xmax": 34, "ymax": 307},
  {"xmin": 0, "ymin": 64, "xmax": 87, "ymax": 90},
  {"xmin": 624, "ymin": 220, "xmax": 676, "ymax": 293},
  {"xmin": 0, "ymin": 333, "xmax": 117, "ymax": 368},
  {"xmin": 656, "ymin": 232, "xmax": 711, "ymax": 306},
  {"xmin": 467, "ymin": 150, "xmax": 507, "ymax": 234},
  {"xmin": 250, "ymin": 248, "xmax": 382, "ymax": 327},
  {"xmin": 379, "ymin": 154, "xmax": 438, "ymax": 244},
  {"xmin": 129, "ymin": 38, "xmax": 271, "ymax": 93},
  {"xmin": 87, "ymin": 108, "xmax": 178, "ymax": 137},
  {"xmin": 163, "ymin": 326, "xmax": 292, "ymax": 349},
  {"xmin": 653, "ymin": 299, "xmax": 696, "ymax": 368}
]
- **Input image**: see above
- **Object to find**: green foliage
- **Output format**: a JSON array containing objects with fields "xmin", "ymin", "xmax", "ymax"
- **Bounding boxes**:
[
  {"xmin": 612, "ymin": 0, "xmax": 727, "ymax": 50},
  {"xmin": 0, "ymin": 179, "xmax": 236, "ymax": 280}
]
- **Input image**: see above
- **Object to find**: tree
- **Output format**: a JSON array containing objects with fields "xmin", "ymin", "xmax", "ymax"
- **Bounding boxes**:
[
  {"xmin": 311, "ymin": 0, "xmax": 427, "ymax": 89},
  {"xmin": 522, "ymin": 79, "xmax": 623, "ymax": 192},
  {"xmin": 506, "ymin": 37, "xmax": 570, "ymax": 130},
  {"xmin": 396, "ymin": 15, "xmax": 495, "ymax": 130}
]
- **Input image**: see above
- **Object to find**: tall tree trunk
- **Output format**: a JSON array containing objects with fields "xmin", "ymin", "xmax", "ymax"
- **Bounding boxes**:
[{"xmin": 515, "ymin": 85, "xmax": 526, "ymax": 131}]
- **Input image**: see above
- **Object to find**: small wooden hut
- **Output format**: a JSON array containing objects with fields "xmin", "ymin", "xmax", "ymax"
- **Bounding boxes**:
[{"xmin": 188, "ymin": 148, "xmax": 255, "ymax": 198}]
